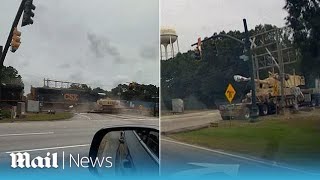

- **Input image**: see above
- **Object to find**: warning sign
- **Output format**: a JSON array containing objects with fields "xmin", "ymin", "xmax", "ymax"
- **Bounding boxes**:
[{"xmin": 225, "ymin": 84, "xmax": 236, "ymax": 103}]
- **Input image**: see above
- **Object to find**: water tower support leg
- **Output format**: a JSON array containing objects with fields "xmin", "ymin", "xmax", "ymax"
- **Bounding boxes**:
[
  {"xmin": 171, "ymin": 36, "xmax": 175, "ymax": 58},
  {"xmin": 165, "ymin": 46, "xmax": 168, "ymax": 60},
  {"xmin": 177, "ymin": 37, "xmax": 180, "ymax": 53}
]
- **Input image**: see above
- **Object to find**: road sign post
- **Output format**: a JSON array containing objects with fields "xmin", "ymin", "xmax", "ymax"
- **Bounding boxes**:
[{"xmin": 225, "ymin": 84, "xmax": 236, "ymax": 127}]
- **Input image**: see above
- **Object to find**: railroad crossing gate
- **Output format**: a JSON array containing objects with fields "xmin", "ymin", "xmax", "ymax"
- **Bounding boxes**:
[{"xmin": 225, "ymin": 84, "xmax": 236, "ymax": 103}]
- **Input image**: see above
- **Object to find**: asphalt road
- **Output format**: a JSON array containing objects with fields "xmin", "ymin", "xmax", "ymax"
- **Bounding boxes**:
[
  {"xmin": 2, "ymin": 111, "xmax": 319, "ymax": 177},
  {"xmin": 0, "ymin": 113, "xmax": 158, "ymax": 175},
  {"xmin": 161, "ymin": 138, "xmax": 320, "ymax": 177}
]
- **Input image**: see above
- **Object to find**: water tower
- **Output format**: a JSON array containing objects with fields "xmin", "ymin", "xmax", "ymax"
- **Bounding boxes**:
[{"xmin": 160, "ymin": 27, "xmax": 180, "ymax": 60}]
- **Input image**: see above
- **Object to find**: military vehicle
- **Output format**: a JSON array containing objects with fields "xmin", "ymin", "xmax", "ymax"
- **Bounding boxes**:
[
  {"xmin": 95, "ymin": 98, "xmax": 121, "ymax": 114},
  {"xmin": 219, "ymin": 72, "xmax": 319, "ymax": 120}
]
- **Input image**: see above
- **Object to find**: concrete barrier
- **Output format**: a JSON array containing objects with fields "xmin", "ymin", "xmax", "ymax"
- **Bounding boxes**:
[{"xmin": 161, "ymin": 111, "xmax": 222, "ymax": 134}]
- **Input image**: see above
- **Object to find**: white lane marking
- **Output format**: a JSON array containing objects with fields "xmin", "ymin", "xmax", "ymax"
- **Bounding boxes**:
[
  {"xmin": 103, "ymin": 114, "xmax": 142, "ymax": 119},
  {"xmin": 5, "ymin": 144, "xmax": 90, "ymax": 153},
  {"xmin": 99, "ymin": 113, "xmax": 155, "ymax": 120},
  {"xmin": 174, "ymin": 163, "xmax": 239, "ymax": 176},
  {"xmin": 78, "ymin": 113, "xmax": 157, "ymax": 121},
  {"xmin": 0, "ymin": 132, "xmax": 54, "ymax": 137},
  {"xmin": 163, "ymin": 139, "xmax": 320, "ymax": 175}
]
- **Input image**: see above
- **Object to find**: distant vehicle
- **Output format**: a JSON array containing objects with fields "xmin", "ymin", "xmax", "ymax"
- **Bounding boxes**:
[
  {"xmin": 172, "ymin": 98, "xmax": 184, "ymax": 113},
  {"xmin": 219, "ymin": 72, "xmax": 320, "ymax": 120}
]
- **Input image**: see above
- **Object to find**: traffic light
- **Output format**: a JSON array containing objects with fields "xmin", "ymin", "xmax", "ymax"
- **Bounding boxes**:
[
  {"xmin": 194, "ymin": 37, "xmax": 202, "ymax": 60},
  {"xmin": 11, "ymin": 27, "xmax": 21, "ymax": 53},
  {"xmin": 21, "ymin": 0, "xmax": 36, "ymax": 27}
]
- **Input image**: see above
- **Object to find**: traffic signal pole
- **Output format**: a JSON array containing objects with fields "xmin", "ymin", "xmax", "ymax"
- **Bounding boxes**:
[
  {"xmin": 191, "ymin": 19, "xmax": 259, "ymax": 120},
  {"xmin": 243, "ymin": 19, "xmax": 259, "ymax": 120},
  {"xmin": 0, "ymin": 0, "xmax": 26, "ymax": 104},
  {"xmin": 0, "ymin": 0, "xmax": 26, "ymax": 66}
]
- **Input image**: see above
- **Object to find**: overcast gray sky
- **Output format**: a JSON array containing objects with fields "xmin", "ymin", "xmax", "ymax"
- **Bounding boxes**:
[
  {"xmin": 1, "ymin": 0, "xmax": 159, "ymax": 93},
  {"xmin": 161, "ymin": 0, "xmax": 288, "ymax": 52}
]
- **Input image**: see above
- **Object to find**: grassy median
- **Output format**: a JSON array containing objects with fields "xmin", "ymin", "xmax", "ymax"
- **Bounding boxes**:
[
  {"xmin": 169, "ymin": 109, "xmax": 320, "ymax": 166},
  {"xmin": 0, "ymin": 112, "xmax": 73, "ymax": 123}
]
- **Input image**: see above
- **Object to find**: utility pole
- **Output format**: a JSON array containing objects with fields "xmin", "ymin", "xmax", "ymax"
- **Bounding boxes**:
[{"xmin": 243, "ymin": 19, "xmax": 259, "ymax": 120}]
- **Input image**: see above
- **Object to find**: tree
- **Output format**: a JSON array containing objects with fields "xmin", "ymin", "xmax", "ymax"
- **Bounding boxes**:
[
  {"xmin": 92, "ymin": 87, "xmax": 105, "ymax": 94},
  {"xmin": 110, "ymin": 83, "xmax": 158, "ymax": 101},
  {"xmin": 69, "ymin": 83, "xmax": 92, "ymax": 92},
  {"xmin": 0, "ymin": 66, "xmax": 23, "ymax": 86},
  {"xmin": 284, "ymin": 0, "xmax": 320, "ymax": 85}
]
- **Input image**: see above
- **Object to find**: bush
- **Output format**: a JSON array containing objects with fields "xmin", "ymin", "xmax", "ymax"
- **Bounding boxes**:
[{"xmin": 0, "ymin": 109, "xmax": 11, "ymax": 119}]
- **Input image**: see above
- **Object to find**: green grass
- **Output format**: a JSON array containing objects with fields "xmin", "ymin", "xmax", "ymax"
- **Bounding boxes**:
[
  {"xmin": 169, "ymin": 111, "xmax": 320, "ymax": 166},
  {"xmin": 0, "ymin": 112, "xmax": 73, "ymax": 123}
]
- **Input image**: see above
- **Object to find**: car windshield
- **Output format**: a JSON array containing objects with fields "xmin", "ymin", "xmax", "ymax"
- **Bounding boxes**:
[{"xmin": 161, "ymin": 0, "xmax": 320, "ymax": 176}]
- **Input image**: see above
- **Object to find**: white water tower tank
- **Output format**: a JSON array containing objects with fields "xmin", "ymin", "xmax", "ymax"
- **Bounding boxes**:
[{"xmin": 160, "ymin": 27, "xmax": 180, "ymax": 60}]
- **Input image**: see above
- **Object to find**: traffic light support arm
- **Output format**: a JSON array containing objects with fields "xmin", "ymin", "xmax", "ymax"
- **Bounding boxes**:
[
  {"xmin": 0, "ymin": 0, "xmax": 27, "ymax": 66},
  {"xmin": 191, "ymin": 34, "xmax": 245, "ymax": 47}
]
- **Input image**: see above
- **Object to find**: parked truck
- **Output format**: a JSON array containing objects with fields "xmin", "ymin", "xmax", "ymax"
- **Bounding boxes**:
[
  {"xmin": 172, "ymin": 98, "xmax": 184, "ymax": 113},
  {"xmin": 219, "ymin": 72, "xmax": 320, "ymax": 120}
]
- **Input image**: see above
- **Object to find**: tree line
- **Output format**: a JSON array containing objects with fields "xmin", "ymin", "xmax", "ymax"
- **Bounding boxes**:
[{"xmin": 66, "ymin": 82, "xmax": 159, "ymax": 102}]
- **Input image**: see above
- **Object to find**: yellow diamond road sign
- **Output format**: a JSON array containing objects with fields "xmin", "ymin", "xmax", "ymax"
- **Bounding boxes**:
[{"xmin": 225, "ymin": 84, "xmax": 236, "ymax": 103}]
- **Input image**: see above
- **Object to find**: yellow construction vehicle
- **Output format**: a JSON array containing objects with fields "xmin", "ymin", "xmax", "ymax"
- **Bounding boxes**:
[
  {"xmin": 219, "ymin": 72, "xmax": 316, "ymax": 120},
  {"xmin": 95, "ymin": 98, "xmax": 121, "ymax": 114}
]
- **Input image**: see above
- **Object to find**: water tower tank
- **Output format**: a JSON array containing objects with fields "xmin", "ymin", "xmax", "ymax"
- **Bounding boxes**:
[{"xmin": 160, "ymin": 27, "xmax": 180, "ymax": 60}]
